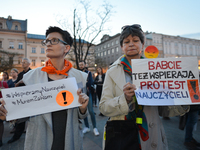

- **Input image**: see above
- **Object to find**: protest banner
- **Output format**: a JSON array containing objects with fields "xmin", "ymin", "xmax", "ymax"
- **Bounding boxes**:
[
  {"xmin": 1, "ymin": 77, "xmax": 80, "ymax": 121},
  {"xmin": 132, "ymin": 57, "xmax": 200, "ymax": 106}
]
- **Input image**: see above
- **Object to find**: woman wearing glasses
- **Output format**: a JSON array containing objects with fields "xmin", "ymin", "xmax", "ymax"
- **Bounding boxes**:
[
  {"xmin": 0, "ymin": 26, "xmax": 89, "ymax": 150},
  {"xmin": 99, "ymin": 25, "xmax": 189, "ymax": 150}
]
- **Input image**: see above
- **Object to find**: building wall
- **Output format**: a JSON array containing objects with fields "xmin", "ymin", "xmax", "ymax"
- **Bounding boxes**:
[
  {"xmin": 95, "ymin": 34, "xmax": 122, "ymax": 70},
  {"xmin": 26, "ymin": 38, "xmax": 47, "ymax": 69}
]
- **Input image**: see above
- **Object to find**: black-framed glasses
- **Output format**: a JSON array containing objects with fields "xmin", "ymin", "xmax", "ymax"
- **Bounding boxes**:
[
  {"xmin": 41, "ymin": 38, "xmax": 68, "ymax": 46},
  {"xmin": 121, "ymin": 24, "xmax": 143, "ymax": 32}
]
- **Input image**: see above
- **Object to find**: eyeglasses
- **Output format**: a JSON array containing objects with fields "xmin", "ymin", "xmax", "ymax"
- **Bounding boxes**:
[
  {"xmin": 41, "ymin": 38, "xmax": 68, "ymax": 46},
  {"xmin": 121, "ymin": 24, "xmax": 143, "ymax": 32}
]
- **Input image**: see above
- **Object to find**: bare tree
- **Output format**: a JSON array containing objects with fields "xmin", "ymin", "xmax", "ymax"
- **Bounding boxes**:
[
  {"xmin": 0, "ymin": 50, "xmax": 22, "ymax": 72},
  {"xmin": 57, "ymin": 0, "xmax": 114, "ymax": 69}
]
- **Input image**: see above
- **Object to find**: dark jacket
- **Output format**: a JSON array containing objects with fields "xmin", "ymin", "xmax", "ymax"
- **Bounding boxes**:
[
  {"xmin": 84, "ymin": 70, "xmax": 94, "ymax": 94},
  {"xmin": 94, "ymin": 74, "xmax": 105, "ymax": 86}
]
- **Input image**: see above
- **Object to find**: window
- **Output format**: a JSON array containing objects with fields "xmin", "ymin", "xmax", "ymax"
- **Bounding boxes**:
[
  {"xmin": 111, "ymin": 41, "xmax": 114, "ymax": 46},
  {"xmin": 32, "ymin": 47, "xmax": 36, "ymax": 53},
  {"xmin": 98, "ymin": 53, "xmax": 100, "ymax": 56},
  {"xmin": 18, "ymin": 43, "xmax": 23, "ymax": 49},
  {"xmin": 0, "ymin": 41, "xmax": 2, "ymax": 48},
  {"xmin": 108, "ymin": 43, "xmax": 110, "ymax": 47},
  {"xmin": 116, "ymin": 40, "xmax": 118, "ymax": 44},
  {"xmin": 41, "ymin": 48, "xmax": 45, "ymax": 54},
  {"xmin": 104, "ymin": 45, "xmax": 106, "ymax": 48},
  {"xmin": 116, "ymin": 47, "xmax": 119, "ymax": 52},
  {"xmin": 15, "ymin": 25, "xmax": 18, "ymax": 30},
  {"xmin": 108, "ymin": 50, "xmax": 110, "ymax": 55},
  {"xmin": 175, "ymin": 49, "xmax": 178, "ymax": 54},
  {"xmin": 41, "ymin": 60, "xmax": 45, "ymax": 66},
  {"xmin": 104, "ymin": 51, "xmax": 106, "ymax": 56},
  {"xmin": 112, "ymin": 48, "xmax": 114, "ymax": 53},
  {"xmin": 0, "ymin": 23, "xmax": 2, "ymax": 29},
  {"xmin": 32, "ymin": 59, "xmax": 36, "ymax": 66},
  {"xmin": 101, "ymin": 52, "xmax": 103, "ymax": 57},
  {"xmin": 9, "ymin": 42, "xmax": 14, "ymax": 49}
]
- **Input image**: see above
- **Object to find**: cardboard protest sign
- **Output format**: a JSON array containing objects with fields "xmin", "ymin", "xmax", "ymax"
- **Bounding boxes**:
[
  {"xmin": 132, "ymin": 57, "xmax": 200, "ymax": 106},
  {"xmin": 2, "ymin": 77, "xmax": 80, "ymax": 121}
]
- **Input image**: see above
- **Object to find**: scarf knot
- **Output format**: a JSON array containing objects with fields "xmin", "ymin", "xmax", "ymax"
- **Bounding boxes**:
[{"xmin": 41, "ymin": 59, "xmax": 72, "ymax": 76}]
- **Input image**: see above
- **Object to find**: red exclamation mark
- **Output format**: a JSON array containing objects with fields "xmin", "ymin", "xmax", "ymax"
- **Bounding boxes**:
[
  {"xmin": 187, "ymin": 79, "xmax": 200, "ymax": 103},
  {"xmin": 62, "ymin": 92, "xmax": 67, "ymax": 105}
]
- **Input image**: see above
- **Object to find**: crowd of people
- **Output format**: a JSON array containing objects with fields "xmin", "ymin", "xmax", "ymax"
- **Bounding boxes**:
[{"xmin": 0, "ymin": 25, "xmax": 199, "ymax": 150}]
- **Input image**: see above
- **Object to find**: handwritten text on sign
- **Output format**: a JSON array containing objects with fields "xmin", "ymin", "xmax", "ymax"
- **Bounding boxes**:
[
  {"xmin": 2, "ymin": 77, "xmax": 80, "ymax": 121},
  {"xmin": 132, "ymin": 57, "xmax": 200, "ymax": 106}
]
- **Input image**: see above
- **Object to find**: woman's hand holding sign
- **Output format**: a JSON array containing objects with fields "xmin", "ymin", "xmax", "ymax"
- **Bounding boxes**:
[
  {"xmin": 0, "ymin": 99, "xmax": 7, "ymax": 120},
  {"xmin": 77, "ymin": 88, "xmax": 89, "ymax": 114},
  {"xmin": 123, "ymin": 82, "xmax": 137, "ymax": 104}
]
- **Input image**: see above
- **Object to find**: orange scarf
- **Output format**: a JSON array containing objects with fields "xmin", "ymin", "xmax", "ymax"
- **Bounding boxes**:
[{"xmin": 41, "ymin": 59, "xmax": 72, "ymax": 76}]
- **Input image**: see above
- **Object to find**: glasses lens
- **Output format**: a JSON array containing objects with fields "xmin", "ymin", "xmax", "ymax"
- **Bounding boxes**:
[
  {"xmin": 41, "ymin": 40, "xmax": 46, "ymax": 46},
  {"xmin": 51, "ymin": 38, "xmax": 59, "ymax": 45}
]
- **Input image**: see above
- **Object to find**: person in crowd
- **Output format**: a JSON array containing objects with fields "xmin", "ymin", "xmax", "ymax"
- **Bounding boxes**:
[
  {"xmin": 79, "ymin": 61, "xmax": 99, "ymax": 136},
  {"xmin": 0, "ymin": 80, "xmax": 8, "ymax": 147},
  {"xmin": 184, "ymin": 105, "xmax": 200, "ymax": 149},
  {"xmin": 7, "ymin": 58, "xmax": 31, "ymax": 144},
  {"xmin": 7, "ymin": 68, "xmax": 19, "ymax": 134},
  {"xmin": 7, "ymin": 68, "xmax": 18, "ymax": 88},
  {"xmin": 0, "ymin": 26, "xmax": 89, "ymax": 150},
  {"xmin": 99, "ymin": 24, "xmax": 190, "ymax": 150},
  {"xmin": 2, "ymin": 72, "xmax": 9, "ymax": 82},
  {"xmin": 94, "ymin": 67, "xmax": 105, "ymax": 116},
  {"xmin": 92, "ymin": 73, "xmax": 97, "ymax": 107}
]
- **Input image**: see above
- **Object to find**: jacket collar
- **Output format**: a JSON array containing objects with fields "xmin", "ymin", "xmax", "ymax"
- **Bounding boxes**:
[{"xmin": 109, "ymin": 56, "xmax": 126, "ymax": 92}]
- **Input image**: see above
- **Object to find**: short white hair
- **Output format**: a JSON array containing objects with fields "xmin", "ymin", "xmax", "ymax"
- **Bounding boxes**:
[{"xmin": 22, "ymin": 58, "xmax": 31, "ymax": 64}]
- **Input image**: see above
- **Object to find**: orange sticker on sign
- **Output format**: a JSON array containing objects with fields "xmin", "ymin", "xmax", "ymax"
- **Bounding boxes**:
[
  {"xmin": 187, "ymin": 79, "xmax": 200, "ymax": 103},
  {"xmin": 56, "ymin": 90, "xmax": 74, "ymax": 107}
]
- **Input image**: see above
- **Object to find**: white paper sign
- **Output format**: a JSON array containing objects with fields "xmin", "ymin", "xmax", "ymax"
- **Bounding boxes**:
[
  {"xmin": 2, "ymin": 77, "xmax": 80, "ymax": 121},
  {"xmin": 132, "ymin": 57, "xmax": 200, "ymax": 106}
]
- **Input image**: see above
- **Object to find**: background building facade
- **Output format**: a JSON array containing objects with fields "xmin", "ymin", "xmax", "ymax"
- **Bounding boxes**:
[
  {"xmin": 1, "ymin": 16, "xmax": 200, "ymax": 73},
  {"xmin": 0, "ymin": 16, "xmax": 95, "ymax": 73},
  {"xmin": 0, "ymin": 16, "xmax": 47, "ymax": 72},
  {"xmin": 95, "ymin": 32, "xmax": 200, "ymax": 70}
]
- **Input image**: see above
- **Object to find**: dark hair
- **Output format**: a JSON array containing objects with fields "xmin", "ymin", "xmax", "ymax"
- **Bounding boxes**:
[
  {"xmin": 79, "ymin": 61, "xmax": 85, "ymax": 65},
  {"xmin": 46, "ymin": 26, "xmax": 73, "ymax": 46},
  {"xmin": 3, "ymin": 72, "xmax": 9, "ymax": 80},
  {"xmin": 120, "ymin": 27, "xmax": 145, "ymax": 47},
  {"xmin": 97, "ymin": 67, "xmax": 103, "ymax": 75}
]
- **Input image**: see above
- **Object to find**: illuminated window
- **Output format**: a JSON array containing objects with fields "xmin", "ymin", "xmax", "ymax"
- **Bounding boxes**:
[
  {"xmin": 32, "ymin": 59, "xmax": 36, "ymax": 66},
  {"xmin": 41, "ymin": 60, "xmax": 45, "ymax": 66}
]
